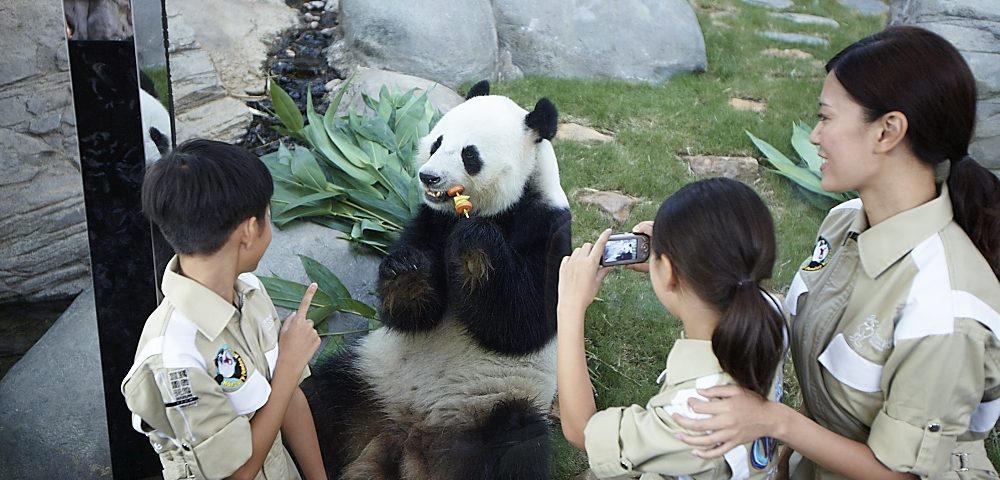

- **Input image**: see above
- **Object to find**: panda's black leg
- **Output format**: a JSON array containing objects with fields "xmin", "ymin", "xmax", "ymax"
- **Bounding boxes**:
[{"xmin": 377, "ymin": 245, "xmax": 446, "ymax": 332}]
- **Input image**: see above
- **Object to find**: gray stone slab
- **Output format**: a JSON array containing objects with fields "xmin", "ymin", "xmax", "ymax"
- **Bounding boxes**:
[
  {"xmin": 760, "ymin": 31, "xmax": 830, "ymax": 46},
  {"xmin": 769, "ymin": 12, "xmax": 840, "ymax": 27},
  {"xmin": 839, "ymin": 0, "xmax": 888, "ymax": 16},
  {"xmin": 0, "ymin": 288, "xmax": 112, "ymax": 479},
  {"xmin": 740, "ymin": 0, "xmax": 794, "ymax": 9}
]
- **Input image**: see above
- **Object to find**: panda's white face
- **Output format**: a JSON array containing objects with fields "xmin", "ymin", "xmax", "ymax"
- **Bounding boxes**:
[{"xmin": 417, "ymin": 96, "xmax": 538, "ymax": 216}]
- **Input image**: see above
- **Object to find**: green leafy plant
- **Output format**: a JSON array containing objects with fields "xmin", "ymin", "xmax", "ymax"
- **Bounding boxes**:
[
  {"xmin": 747, "ymin": 121, "xmax": 858, "ymax": 209},
  {"xmin": 259, "ymin": 255, "xmax": 380, "ymax": 360},
  {"xmin": 260, "ymin": 79, "xmax": 441, "ymax": 254}
]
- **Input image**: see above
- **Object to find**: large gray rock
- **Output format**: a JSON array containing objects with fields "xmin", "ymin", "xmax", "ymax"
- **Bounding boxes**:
[
  {"xmin": 255, "ymin": 220, "xmax": 381, "ymax": 330},
  {"xmin": 0, "ymin": 0, "xmax": 91, "ymax": 303},
  {"xmin": 334, "ymin": 0, "xmax": 498, "ymax": 89},
  {"xmin": 891, "ymin": 0, "xmax": 1000, "ymax": 171},
  {"xmin": 0, "ymin": 288, "xmax": 111, "ymax": 479},
  {"xmin": 495, "ymin": 0, "xmax": 706, "ymax": 83},
  {"xmin": 330, "ymin": 0, "xmax": 707, "ymax": 87},
  {"xmin": 166, "ymin": 0, "xmax": 297, "ymax": 142}
]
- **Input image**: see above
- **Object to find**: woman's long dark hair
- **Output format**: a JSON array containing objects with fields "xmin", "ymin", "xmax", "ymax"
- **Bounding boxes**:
[
  {"xmin": 827, "ymin": 25, "xmax": 1000, "ymax": 278},
  {"xmin": 652, "ymin": 178, "xmax": 784, "ymax": 398}
]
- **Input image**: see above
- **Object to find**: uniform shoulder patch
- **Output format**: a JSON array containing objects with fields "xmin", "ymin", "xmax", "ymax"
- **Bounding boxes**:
[
  {"xmin": 214, "ymin": 343, "xmax": 248, "ymax": 392},
  {"xmin": 802, "ymin": 236, "xmax": 831, "ymax": 271}
]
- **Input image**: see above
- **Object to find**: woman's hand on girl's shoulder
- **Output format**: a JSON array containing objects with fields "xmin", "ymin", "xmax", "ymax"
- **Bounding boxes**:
[{"xmin": 671, "ymin": 384, "xmax": 782, "ymax": 458}]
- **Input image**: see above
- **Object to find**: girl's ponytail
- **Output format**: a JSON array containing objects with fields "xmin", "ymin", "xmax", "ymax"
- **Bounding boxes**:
[
  {"xmin": 652, "ymin": 178, "xmax": 783, "ymax": 398},
  {"xmin": 948, "ymin": 156, "xmax": 1000, "ymax": 279},
  {"xmin": 712, "ymin": 284, "xmax": 784, "ymax": 398}
]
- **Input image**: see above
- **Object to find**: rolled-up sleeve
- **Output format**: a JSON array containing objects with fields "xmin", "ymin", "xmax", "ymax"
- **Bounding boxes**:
[
  {"xmin": 125, "ymin": 359, "xmax": 253, "ymax": 478},
  {"xmin": 868, "ymin": 325, "xmax": 988, "ymax": 476}
]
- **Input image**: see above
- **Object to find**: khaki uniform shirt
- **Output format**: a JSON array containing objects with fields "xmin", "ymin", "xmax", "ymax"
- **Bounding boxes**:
[
  {"xmin": 786, "ymin": 186, "xmax": 1000, "ymax": 479},
  {"xmin": 585, "ymin": 339, "xmax": 783, "ymax": 480},
  {"xmin": 121, "ymin": 256, "xmax": 307, "ymax": 480}
]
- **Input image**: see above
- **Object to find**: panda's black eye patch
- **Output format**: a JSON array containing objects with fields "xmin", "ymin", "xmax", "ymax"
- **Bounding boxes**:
[
  {"xmin": 461, "ymin": 145, "xmax": 482, "ymax": 175},
  {"xmin": 430, "ymin": 135, "xmax": 443, "ymax": 155}
]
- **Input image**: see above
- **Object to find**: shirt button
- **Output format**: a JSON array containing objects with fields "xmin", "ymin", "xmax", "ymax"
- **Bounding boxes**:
[{"xmin": 927, "ymin": 423, "xmax": 941, "ymax": 432}]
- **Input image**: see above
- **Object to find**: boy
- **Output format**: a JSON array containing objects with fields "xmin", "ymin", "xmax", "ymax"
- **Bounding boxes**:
[{"xmin": 121, "ymin": 139, "xmax": 326, "ymax": 479}]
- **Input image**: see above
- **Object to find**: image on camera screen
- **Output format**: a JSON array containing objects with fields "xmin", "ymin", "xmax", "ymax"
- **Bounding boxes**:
[{"xmin": 604, "ymin": 238, "xmax": 636, "ymax": 264}]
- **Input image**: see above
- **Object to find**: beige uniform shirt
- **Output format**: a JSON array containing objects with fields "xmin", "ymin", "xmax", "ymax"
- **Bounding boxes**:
[
  {"xmin": 786, "ymin": 186, "xmax": 1000, "ymax": 479},
  {"xmin": 585, "ymin": 339, "xmax": 783, "ymax": 480},
  {"xmin": 121, "ymin": 256, "xmax": 306, "ymax": 480}
]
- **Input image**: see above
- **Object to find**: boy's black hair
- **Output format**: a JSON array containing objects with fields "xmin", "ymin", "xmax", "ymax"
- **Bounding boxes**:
[{"xmin": 141, "ymin": 139, "xmax": 273, "ymax": 255}]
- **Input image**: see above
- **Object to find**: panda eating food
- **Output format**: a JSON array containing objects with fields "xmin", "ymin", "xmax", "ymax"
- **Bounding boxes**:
[{"xmin": 303, "ymin": 80, "xmax": 572, "ymax": 479}]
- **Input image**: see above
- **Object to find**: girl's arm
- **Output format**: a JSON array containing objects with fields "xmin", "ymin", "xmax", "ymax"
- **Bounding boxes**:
[
  {"xmin": 281, "ymin": 387, "xmax": 326, "ymax": 480},
  {"xmin": 556, "ymin": 229, "xmax": 612, "ymax": 449},
  {"xmin": 672, "ymin": 386, "xmax": 916, "ymax": 480}
]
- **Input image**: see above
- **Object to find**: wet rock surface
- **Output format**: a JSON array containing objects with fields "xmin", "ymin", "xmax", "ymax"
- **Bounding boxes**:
[{"xmin": 240, "ymin": 0, "xmax": 342, "ymax": 156}]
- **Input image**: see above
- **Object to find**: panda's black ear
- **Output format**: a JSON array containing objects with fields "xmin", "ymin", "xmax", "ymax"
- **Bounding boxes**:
[
  {"xmin": 525, "ymin": 98, "xmax": 558, "ymax": 142},
  {"xmin": 465, "ymin": 80, "xmax": 490, "ymax": 100}
]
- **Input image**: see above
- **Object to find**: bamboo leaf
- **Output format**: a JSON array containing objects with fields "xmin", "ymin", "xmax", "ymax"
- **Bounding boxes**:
[
  {"xmin": 290, "ymin": 143, "xmax": 327, "ymax": 191},
  {"xmin": 299, "ymin": 255, "xmax": 352, "ymax": 300},
  {"xmin": 258, "ymin": 276, "xmax": 336, "ymax": 321},
  {"xmin": 268, "ymin": 79, "xmax": 304, "ymax": 133},
  {"xmin": 337, "ymin": 298, "xmax": 377, "ymax": 319}
]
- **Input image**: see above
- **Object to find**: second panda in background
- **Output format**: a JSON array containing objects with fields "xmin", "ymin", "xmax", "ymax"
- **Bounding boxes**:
[{"xmin": 303, "ymin": 80, "xmax": 572, "ymax": 480}]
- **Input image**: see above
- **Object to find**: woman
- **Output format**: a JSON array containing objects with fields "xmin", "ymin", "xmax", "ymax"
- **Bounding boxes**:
[{"xmin": 672, "ymin": 26, "xmax": 1000, "ymax": 479}]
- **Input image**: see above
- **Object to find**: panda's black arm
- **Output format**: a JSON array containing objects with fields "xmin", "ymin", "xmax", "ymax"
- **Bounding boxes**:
[
  {"xmin": 446, "ymin": 210, "xmax": 571, "ymax": 355},
  {"xmin": 376, "ymin": 207, "xmax": 452, "ymax": 332}
]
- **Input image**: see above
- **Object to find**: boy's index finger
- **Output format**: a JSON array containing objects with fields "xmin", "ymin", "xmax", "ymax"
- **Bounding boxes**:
[{"xmin": 295, "ymin": 283, "xmax": 318, "ymax": 319}]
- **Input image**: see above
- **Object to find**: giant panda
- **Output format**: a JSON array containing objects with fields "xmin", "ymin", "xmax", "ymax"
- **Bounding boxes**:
[{"xmin": 303, "ymin": 80, "xmax": 572, "ymax": 480}]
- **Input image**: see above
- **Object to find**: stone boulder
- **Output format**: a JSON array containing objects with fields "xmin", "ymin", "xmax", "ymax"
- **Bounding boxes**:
[
  {"xmin": 255, "ymin": 220, "xmax": 381, "ymax": 332},
  {"xmin": 495, "ymin": 0, "xmax": 706, "ymax": 83},
  {"xmin": 0, "ymin": 0, "xmax": 90, "ymax": 303},
  {"xmin": 891, "ymin": 0, "xmax": 1000, "ymax": 172},
  {"xmin": 330, "ymin": 0, "xmax": 706, "ymax": 88},
  {"xmin": 333, "ymin": 0, "xmax": 498, "ymax": 89},
  {"xmin": 0, "ymin": 288, "xmax": 111, "ymax": 479}
]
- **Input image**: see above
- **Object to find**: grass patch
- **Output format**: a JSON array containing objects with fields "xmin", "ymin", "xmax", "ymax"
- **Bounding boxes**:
[{"xmin": 490, "ymin": 1, "xmax": 886, "ymax": 477}]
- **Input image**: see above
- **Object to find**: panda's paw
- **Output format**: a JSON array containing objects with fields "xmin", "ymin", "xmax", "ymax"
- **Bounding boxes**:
[
  {"xmin": 452, "ymin": 247, "xmax": 494, "ymax": 290},
  {"xmin": 377, "ymin": 247, "xmax": 442, "ymax": 330}
]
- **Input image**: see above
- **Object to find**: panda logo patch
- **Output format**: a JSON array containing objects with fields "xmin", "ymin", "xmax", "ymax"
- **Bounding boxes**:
[
  {"xmin": 214, "ymin": 343, "xmax": 247, "ymax": 392},
  {"xmin": 802, "ymin": 237, "xmax": 831, "ymax": 271}
]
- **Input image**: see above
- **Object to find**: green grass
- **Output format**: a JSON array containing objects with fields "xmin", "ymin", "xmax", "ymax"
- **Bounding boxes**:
[{"xmin": 488, "ymin": 1, "xmax": 887, "ymax": 477}]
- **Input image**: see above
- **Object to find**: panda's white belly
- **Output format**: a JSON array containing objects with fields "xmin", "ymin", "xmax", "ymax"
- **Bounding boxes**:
[{"xmin": 355, "ymin": 318, "xmax": 556, "ymax": 428}]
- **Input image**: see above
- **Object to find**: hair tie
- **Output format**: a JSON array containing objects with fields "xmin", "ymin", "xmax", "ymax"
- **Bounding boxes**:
[
  {"xmin": 736, "ymin": 278, "xmax": 754, "ymax": 288},
  {"xmin": 953, "ymin": 154, "xmax": 972, "ymax": 164}
]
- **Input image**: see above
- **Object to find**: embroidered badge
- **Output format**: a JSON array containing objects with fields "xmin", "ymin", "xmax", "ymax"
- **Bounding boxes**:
[
  {"xmin": 848, "ymin": 315, "xmax": 890, "ymax": 352},
  {"xmin": 214, "ymin": 343, "xmax": 248, "ymax": 392},
  {"xmin": 802, "ymin": 237, "xmax": 831, "ymax": 271},
  {"xmin": 165, "ymin": 369, "xmax": 197, "ymax": 408}
]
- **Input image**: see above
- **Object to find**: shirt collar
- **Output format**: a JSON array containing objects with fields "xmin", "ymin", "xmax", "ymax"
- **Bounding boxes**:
[
  {"xmin": 663, "ymin": 339, "xmax": 723, "ymax": 385},
  {"xmin": 161, "ymin": 255, "xmax": 240, "ymax": 341},
  {"xmin": 856, "ymin": 183, "xmax": 953, "ymax": 278}
]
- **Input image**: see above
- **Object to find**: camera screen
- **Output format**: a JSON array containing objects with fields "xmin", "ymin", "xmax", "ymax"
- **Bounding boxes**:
[{"xmin": 603, "ymin": 238, "xmax": 637, "ymax": 264}]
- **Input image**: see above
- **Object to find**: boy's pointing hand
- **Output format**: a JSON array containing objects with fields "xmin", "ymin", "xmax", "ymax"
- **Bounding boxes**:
[{"xmin": 278, "ymin": 283, "xmax": 321, "ymax": 372}]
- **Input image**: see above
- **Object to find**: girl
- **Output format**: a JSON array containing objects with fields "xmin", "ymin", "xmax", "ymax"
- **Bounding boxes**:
[
  {"xmin": 675, "ymin": 26, "xmax": 1000, "ymax": 479},
  {"xmin": 557, "ymin": 177, "xmax": 786, "ymax": 479}
]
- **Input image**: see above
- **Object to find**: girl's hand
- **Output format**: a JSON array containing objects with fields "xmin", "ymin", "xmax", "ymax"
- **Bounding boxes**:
[
  {"xmin": 557, "ymin": 229, "xmax": 613, "ymax": 322},
  {"xmin": 627, "ymin": 221, "xmax": 654, "ymax": 273},
  {"xmin": 671, "ymin": 385, "xmax": 777, "ymax": 458}
]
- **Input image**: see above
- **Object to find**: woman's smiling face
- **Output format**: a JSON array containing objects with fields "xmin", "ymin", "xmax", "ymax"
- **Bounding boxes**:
[{"xmin": 810, "ymin": 72, "xmax": 883, "ymax": 194}]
